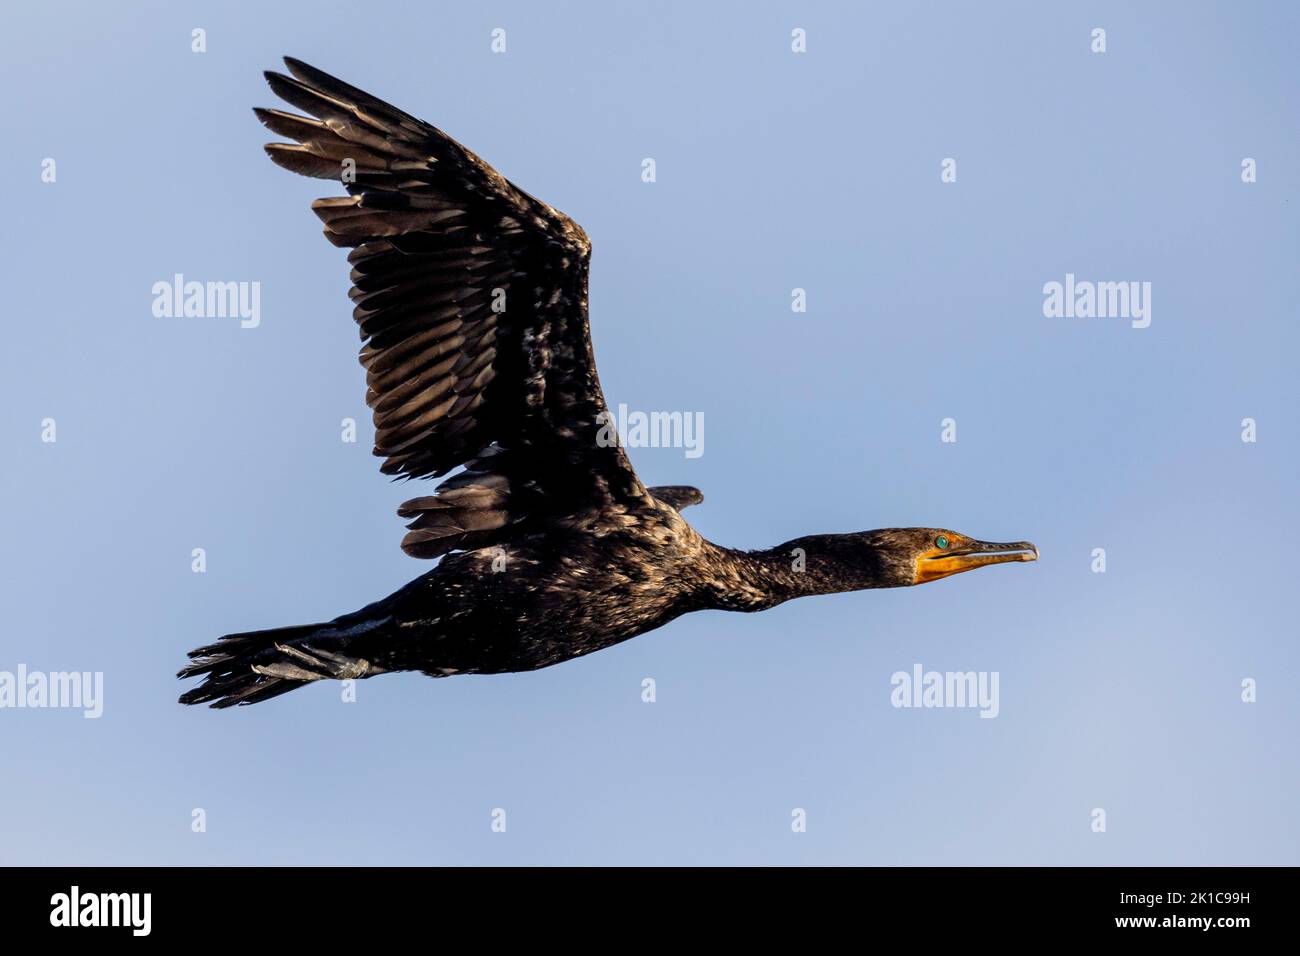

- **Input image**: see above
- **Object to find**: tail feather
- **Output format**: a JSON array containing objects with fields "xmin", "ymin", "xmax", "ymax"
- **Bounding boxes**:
[{"xmin": 178, "ymin": 624, "xmax": 328, "ymax": 709}]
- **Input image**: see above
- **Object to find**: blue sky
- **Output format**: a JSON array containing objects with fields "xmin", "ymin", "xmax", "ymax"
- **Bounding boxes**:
[{"xmin": 2, "ymin": 0, "xmax": 1297, "ymax": 865}]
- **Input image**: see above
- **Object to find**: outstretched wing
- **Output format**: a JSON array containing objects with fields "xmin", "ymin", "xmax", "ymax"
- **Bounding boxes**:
[{"xmin": 258, "ymin": 58, "xmax": 656, "ymax": 557}]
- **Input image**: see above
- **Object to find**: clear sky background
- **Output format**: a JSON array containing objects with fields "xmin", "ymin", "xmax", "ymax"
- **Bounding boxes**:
[{"xmin": 3, "ymin": 0, "xmax": 1297, "ymax": 865}]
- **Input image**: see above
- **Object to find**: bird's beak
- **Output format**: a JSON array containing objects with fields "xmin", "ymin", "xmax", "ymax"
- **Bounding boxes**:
[{"xmin": 915, "ymin": 540, "xmax": 1038, "ymax": 584}]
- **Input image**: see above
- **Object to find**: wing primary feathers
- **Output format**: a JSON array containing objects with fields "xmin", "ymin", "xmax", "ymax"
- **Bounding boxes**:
[{"xmin": 260, "ymin": 58, "xmax": 653, "ymax": 557}]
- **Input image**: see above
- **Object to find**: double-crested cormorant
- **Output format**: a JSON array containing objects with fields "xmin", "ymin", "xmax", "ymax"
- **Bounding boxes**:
[{"xmin": 178, "ymin": 59, "xmax": 1037, "ymax": 708}]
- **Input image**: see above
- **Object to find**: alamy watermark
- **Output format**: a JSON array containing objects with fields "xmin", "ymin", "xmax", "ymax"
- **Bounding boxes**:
[
  {"xmin": 152, "ymin": 273, "xmax": 261, "ymax": 329},
  {"xmin": 1042, "ymin": 273, "xmax": 1150, "ymax": 328},
  {"xmin": 50, "ymin": 886, "xmax": 150, "ymax": 936},
  {"xmin": 596, "ymin": 403, "xmax": 704, "ymax": 459},
  {"xmin": 0, "ymin": 665, "xmax": 103, "ymax": 718},
  {"xmin": 890, "ymin": 663, "xmax": 999, "ymax": 718}
]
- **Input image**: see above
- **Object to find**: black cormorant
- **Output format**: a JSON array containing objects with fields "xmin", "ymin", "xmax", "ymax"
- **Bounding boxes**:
[{"xmin": 178, "ymin": 59, "xmax": 1036, "ymax": 708}]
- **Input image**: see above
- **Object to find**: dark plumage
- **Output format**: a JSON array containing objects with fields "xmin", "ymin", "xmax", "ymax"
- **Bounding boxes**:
[{"xmin": 178, "ymin": 59, "xmax": 1036, "ymax": 708}]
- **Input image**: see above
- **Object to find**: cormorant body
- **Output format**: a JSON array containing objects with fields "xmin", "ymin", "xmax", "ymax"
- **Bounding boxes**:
[{"xmin": 178, "ymin": 59, "xmax": 1036, "ymax": 708}]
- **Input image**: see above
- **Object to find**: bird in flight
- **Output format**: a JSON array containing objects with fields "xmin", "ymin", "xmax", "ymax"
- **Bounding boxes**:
[{"xmin": 178, "ymin": 58, "xmax": 1037, "ymax": 708}]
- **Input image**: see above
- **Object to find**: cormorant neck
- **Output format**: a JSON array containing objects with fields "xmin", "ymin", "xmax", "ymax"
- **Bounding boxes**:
[{"xmin": 703, "ymin": 534, "xmax": 895, "ymax": 612}]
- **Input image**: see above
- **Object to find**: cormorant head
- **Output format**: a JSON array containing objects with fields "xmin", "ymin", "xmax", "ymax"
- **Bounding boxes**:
[
  {"xmin": 779, "ymin": 529, "xmax": 1037, "ymax": 593},
  {"xmin": 868, "ymin": 528, "xmax": 1038, "ymax": 587}
]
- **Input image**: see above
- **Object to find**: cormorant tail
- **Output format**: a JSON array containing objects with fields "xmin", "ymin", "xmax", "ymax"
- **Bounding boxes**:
[{"xmin": 177, "ymin": 622, "xmax": 379, "ymax": 709}]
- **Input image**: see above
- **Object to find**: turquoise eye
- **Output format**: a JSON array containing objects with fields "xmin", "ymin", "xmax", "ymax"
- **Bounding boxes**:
[{"xmin": 935, "ymin": 535, "xmax": 949, "ymax": 549}]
